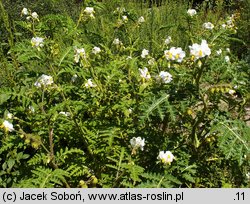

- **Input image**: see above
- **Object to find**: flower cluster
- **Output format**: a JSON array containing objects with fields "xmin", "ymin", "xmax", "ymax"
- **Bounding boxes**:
[
  {"xmin": 114, "ymin": 7, "xmax": 126, "ymax": 14},
  {"xmin": 159, "ymin": 71, "xmax": 173, "ymax": 84},
  {"xmin": 164, "ymin": 36, "xmax": 172, "ymax": 45},
  {"xmin": 222, "ymin": 13, "xmax": 238, "ymax": 30},
  {"xmin": 71, "ymin": 74, "xmax": 78, "ymax": 82},
  {"xmin": 74, "ymin": 47, "xmax": 86, "ymax": 63},
  {"xmin": 141, "ymin": 49, "xmax": 149, "ymax": 58},
  {"xmin": 225, "ymin": 56, "xmax": 230, "ymax": 63},
  {"xmin": 130, "ymin": 137, "xmax": 145, "ymax": 152},
  {"xmin": 85, "ymin": 79, "xmax": 96, "ymax": 88},
  {"xmin": 31, "ymin": 37, "xmax": 44, "ymax": 50},
  {"xmin": 164, "ymin": 47, "xmax": 186, "ymax": 63},
  {"xmin": 189, "ymin": 40, "xmax": 211, "ymax": 60},
  {"xmin": 6, "ymin": 112, "xmax": 13, "ymax": 120},
  {"xmin": 29, "ymin": 105, "xmax": 35, "ymax": 113},
  {"xmin": 84, "ymin": 7, "xmax": 95, "ymax": 19},
  {"xmin": 122, "ymin": 15, "xmax": 128, "ymax": 23},
  {"xmin": 158, "ymin": 151, "xmax": 175, "ymax": 165},
  {"xmin": 203, "ymin": 22, "xmax": 214, "ymax": 30},
  {"xmin": 139, "ymin": 67, "xmax": 151, "ymax": 80},
  {"xmin": 34, "ymin": 74, "xmax": 54, "ymax": 88},
  {"xmin": 113, "ymin": 38, "xmax": 123, "ymax": 47},
  {"xmin": 1, "ymin": 120, "xmax": 14, "ymax": 132},
  {"xmin": 138, "ymin": 16, "xmax": 145, "ymax": 24},
  {"xmin": 228, "ymin": 89, "xmax": 235, "ymax": 95},
  {"xmin": 21, "ymin": 8, "xmax": 28, "ymax": 15},
  {"xmin": 216, "ymin": 49, "xmax": 222, "ymax": 55},
  {"xmin": 148, "ymin": 58, "xmax": 156, "ymax": 66},
  {"xmin": 187, "ymin": 9, "xmax": 197, "ymax": 17},
  {"xmin": 92, "ymin": 46, "xmax": 101, "ymax": 55},
  {"xmin": 21, "ymin": 8, "xmax": 39, "ymax": 21}
]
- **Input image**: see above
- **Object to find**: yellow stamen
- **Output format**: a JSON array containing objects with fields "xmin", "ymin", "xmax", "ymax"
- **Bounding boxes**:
[{"xmin": 199, "ymin": 50, "xmax": 203, "ymax": 57}]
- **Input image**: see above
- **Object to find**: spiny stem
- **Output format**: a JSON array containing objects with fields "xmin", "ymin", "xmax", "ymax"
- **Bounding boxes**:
[{"xmin": 48, "ymin": 126, "xmax": 70, "ymax": 188}]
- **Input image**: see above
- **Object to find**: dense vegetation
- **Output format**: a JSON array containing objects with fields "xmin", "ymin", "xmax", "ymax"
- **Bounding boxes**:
[{"xmin": 0, "ymin": 0, "xmax": 249, "ymax": 188}]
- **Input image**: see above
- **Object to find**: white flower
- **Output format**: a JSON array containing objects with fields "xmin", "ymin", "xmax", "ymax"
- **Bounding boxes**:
[
  {"xmin": 122, "ymin": 15, "xmax": 128, "ymax": 22},
  {"xmin": 74, "ymin": 48, "xmax": 86, "ymax": 63},
  {"xmin": 84, "ymin": 7, "xmax": 94, "ymax": 14},
  {"xmin": 21, "ymin": 8, "xmax": 29, "ymax": 16},
  {"xmin": 138, "ymin": 16, "xmax": 145, "ymax": 24},
  {"xmin": 92, "ymin": 46, "xmax": 101, "ymax": 55},
  {"xmin": 187, "ymin": 9, "xmax": 197, "ymax": 17},
  {"xmin": 141, "ymin": 49, "xmax": 149, "ymax": 58},
  {"xmin": 222, "ymin": 24, "xmax": 227, "ymax": 29},
  {"xmin": 59, "ymin": 112, "xmax": 71, "ymax": 117},
  {"xmin": 2, "ymin": 120, "xmax": 14, "ymax": 132},
  {"xmin": 113, "ymin": 38, "xmax": 122, "ymax": 46},
  {"xmin": 139, "ymin": 67, "xmax": 151, "ymax": 80},
  {"xmin": 164, "ymin": 47, "xmax": 186, "ymax": 63},
  {"xmin": 164, "ymin": 36, "xmax": 172, "ymax": 45},
  {"xmin": 148, "ymin": 58, "xmax": 155, "ymax": 65},
  {"xmin": 246, "ymin": 172, "xmax": 250, "ymax": 180},
  {"xmin": 130, "ymin": 137, "xmax": 145, "ymax": 151},
  {"xmin": 225, "ymin": 55, "xmax": 230, "ymax": 63},
  {"xmin": 115, "ymin": 7, "xmax": 126, "ymax": 14},
  {"xmin": 216, "ymin": 49, "xmax": 222, "ymax": 55},
  {"xmin": 228, "ymin": 89, "xmax": 235, "ymax": 95},
  {"xmin": 159, "ymin": 71, "xmax": 173, "ymax": 84},
  {"xmin": 225, "ymin": 16, "xmax": 235, "ymax": 29},
  {"xmin": 6, "ymin": 112, "xmax": 13, "ymax": 119},
  {"xmin": 222, "ymin": 14, "xmax": 236, "ymax": 29},
  {"xmin": 84, "ymin": 7, "xmax": 95, "ymax": 19},
  {"xmin": 71, "ymin": 74, "xmax": 78, "ymax": 82},
  {"xmin": 203, "ymin": 22, "xmax": 214, "ymax": 30},
  {"xmin": 226, "ymin": 48, "xmax": 230, "ymax": 52},
  {"xmin": 34, "ymin": 74, "xmax": 54, "ymax": 88},
  {"xmin": 158, "ymin": 151, "xmax": 175, "ymax": 164},
  {"xmin": 29, "ymin": 105, "xmax": 35, "ymax": 113},
  {"xmin": 126, "ymin": 56, "xmax": 132, "ymax": 60},
  {"xmin": 85, "ymin": 79, "xmax": 96, "ymax": 88},
  {"xmin": 31, "ymin": 12, "xmax": 39, "ymax": 20},
  {"xmin": 189, "ymin": 40, "xmax": 211, "ymax": 60},
  {"xmin": 227, "ymin": 19, "xmax": 233, "ymax": 24},
  {"xmin": 31, "ymin": 37, "xmax": 44, "ymax": 48}
]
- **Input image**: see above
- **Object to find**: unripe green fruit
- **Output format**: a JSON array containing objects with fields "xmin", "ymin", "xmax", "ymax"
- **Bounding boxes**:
[
  {"xmin": 79, "ymin": 180, "xmax": 88, "ymax": 188},
  {"xmin": 91, "ymin": 176, "xmax": 98, "ymax": 185}
]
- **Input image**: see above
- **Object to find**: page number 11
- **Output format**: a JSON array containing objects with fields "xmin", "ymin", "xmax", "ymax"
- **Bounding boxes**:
[{"xmin": 235, "ymin": 192, "xmax": 245, "ymax": 201}]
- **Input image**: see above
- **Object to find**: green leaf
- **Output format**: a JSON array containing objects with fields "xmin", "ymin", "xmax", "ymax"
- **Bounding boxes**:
[
  {"xmin": 7, "ymin": 159, "xmax": 15, "ymax": 170},
  {"xmin": 182, "ymin": 173, "xmax": 195, "ymax": 183},
  {"xmin": 58, "ymin": 47, "xmax": 72, "ymax": 67},
  {"xmin": 0, "ymin": 93, "xmax": 10, "ymax": 105}
]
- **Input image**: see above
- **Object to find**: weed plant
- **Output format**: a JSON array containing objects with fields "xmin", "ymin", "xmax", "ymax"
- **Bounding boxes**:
[{"xmin": 0, "ymin": 0, "xmax": 249, "ymax": 187}]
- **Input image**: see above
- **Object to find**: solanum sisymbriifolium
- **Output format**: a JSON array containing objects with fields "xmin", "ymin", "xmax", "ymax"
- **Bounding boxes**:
[{"xmin": 0, "ymin": 1, "xmax": 249, "ymax": 188}]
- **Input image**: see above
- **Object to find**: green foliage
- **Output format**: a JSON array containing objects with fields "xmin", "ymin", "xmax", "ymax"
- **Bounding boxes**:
[
  {"xmin": 0, "ymin": 0, "xmax": 249, "ymax": 188},
  {"xmin": 211, "ymin": 120, "xmax": 250, "ymax": 165},
  {"xmin": 16, "ymin": 167, "xmax": 70, "ymax": 188}
]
